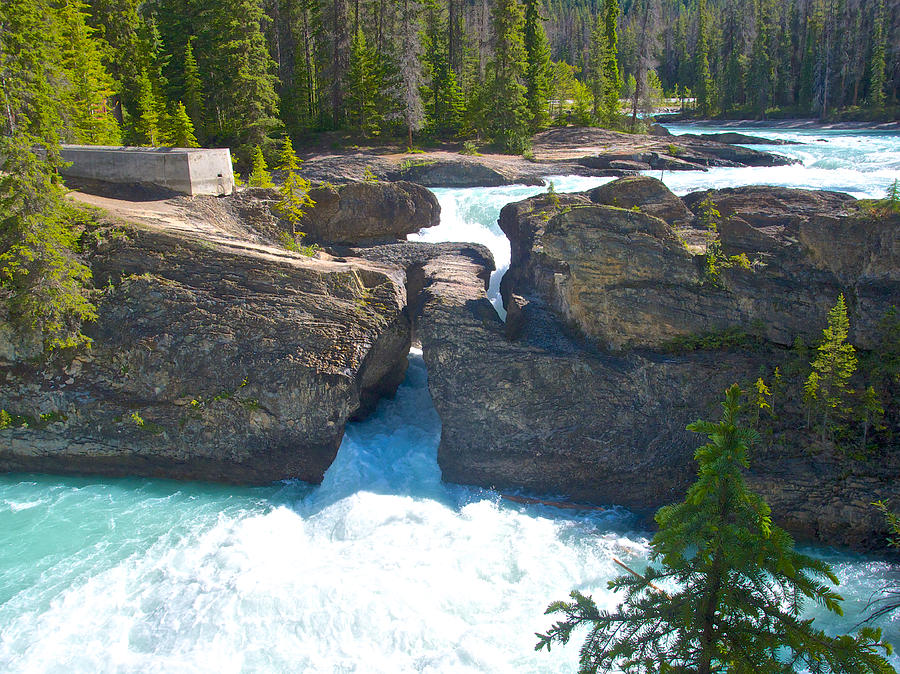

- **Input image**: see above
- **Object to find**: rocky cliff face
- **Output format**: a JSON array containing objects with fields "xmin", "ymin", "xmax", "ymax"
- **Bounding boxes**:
[
  {"xmin": 500, "ymin": 177, "xmax": 899, "ymax": 351},
  {"xmin": 420, "ymin": 177, "xmax": 899, "ymax": 549},
  {"xmin": 0, "ymin": 184, "xmax": 429, "ymax": 484}
]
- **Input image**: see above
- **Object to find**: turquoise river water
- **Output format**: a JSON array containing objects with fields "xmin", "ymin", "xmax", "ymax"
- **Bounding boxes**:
[{"xmin": 2, "ymin": 125, "xmax": 899, "ymax": 672}]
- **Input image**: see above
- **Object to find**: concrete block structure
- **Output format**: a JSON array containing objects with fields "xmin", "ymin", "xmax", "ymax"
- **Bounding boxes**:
[{"xmin": 58, "ymin": 145, "xmax": 234, "ymax": 196}]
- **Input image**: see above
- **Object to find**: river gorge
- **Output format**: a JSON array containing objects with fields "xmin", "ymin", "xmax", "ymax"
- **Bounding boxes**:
[{"xmin": 1, "ymin": 124, "xmax": 899, "ymax": 672}]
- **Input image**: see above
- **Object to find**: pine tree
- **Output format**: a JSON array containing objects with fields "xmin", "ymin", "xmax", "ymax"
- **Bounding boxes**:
[
  {"xmin": 806, "ymin": 293, "xmax": 858, "ymax": 442},
  {"xmin": 695, "ymin": 0, "xmax": 715, "ymax": 117},
  {"xmin": 170, "ymin": 101, "xmax": 199, "ymax": 147},
  {"xmin": 247, "ymin": 145, "xmax": 274, "ymax": 188},
  {"xmin": 867, "ymin": 0, "xmax": 886, "ymax": 108},
  {"xmin": 485, "ymin": 0, "xmax": 530, "ymax": 153},
  {"xmin": 536, "ymin": 385, "xmax": 896, "ymax": 674},
  {"xmin": 182, "ymin": 37, "xmax": 204, "ymax": 141},
  {"xmin": 345, "ymin": 28, "xmax": 378, "ymax": 136},
  {"xmin": 523, "ymin": 0, "xmax": 552, "ymax": 131}
]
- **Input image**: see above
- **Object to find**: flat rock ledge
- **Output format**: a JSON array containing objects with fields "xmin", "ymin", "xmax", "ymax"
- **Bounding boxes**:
[{"xmin": 298, "ymin": 127, "xmax": 795, "ymax": 188}]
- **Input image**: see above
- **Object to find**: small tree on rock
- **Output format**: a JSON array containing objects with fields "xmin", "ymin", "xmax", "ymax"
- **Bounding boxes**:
[
  {"xmin": 806, "ymin": 293, "xmax": 858, "ymax": 442},
  {"xmin": 247, "ymin": 145, "xmax": 274, "ymax": 188},
  {"xmin": 274, "ymin": 137, "xmax": 315, "ymax": 250},
  {"xmin": 536, "ymin": 384, "xmax": 895, "ymax": 674}
]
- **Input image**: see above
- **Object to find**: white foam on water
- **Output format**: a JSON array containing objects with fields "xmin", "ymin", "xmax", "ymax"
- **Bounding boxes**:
[{"xmin": 1, "ymin": 126, "xmax": 899, "ymax": 672}]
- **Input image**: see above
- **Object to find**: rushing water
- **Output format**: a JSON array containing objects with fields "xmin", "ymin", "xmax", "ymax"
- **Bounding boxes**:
[{"xmin": 2, "ymin": 126, "xmax": 899, "ymax": 672}]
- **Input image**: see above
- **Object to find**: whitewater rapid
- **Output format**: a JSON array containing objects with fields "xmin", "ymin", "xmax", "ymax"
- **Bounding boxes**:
[{"xmin": 1, "ymin": 125, "xmax": 898, "ymax": 672}]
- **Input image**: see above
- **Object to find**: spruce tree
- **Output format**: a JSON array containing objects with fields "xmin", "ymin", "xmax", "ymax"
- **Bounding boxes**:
[
  {"xmin": 274, "ymin": 137, "xmax": 315, "ymax": 238},
  {"xmin": 868, "ymin": 0, "xmax": 886, "ymax": 108},
  {"xmin": 58, "ymin": 0, "xmax": 121, "ymax": 145},
  {"xmin": 748, "ymin": 0, "xmax": 774, "ymax": 119},
  {"xmin": 397, "ymin": 0, "xmax": 425, "ymax": 146},
  {"xmin": 247, "ymin": 145, "xmax": 274, "ymax": 188},
  {"xmin": 599, "ymin": 0, "xmax": 622, "ymax": 124},
  {"xmin": 182, "ymin": 37, "xmax": 204, "ymax": 141},
  {"xmin": 170, "ymin": 102, "xmax": 199, "ymax": 147},
  {"xmin": 345, "ymin": 28, "xmax": 379, "ymax": 136},
  {"xmin": 589, "ymin": 13, "xmax": 608, "ymax": 122},
  {"xmin": 423, "ymin": 4, "xmax": 464, "ymax": 136},
  {"xmin": 199, "ymin": 0, "xmax": 279, "ymax": 150},
  {"xmin": 695, "ymin": 0, "xmax": 715, "ymax": 117},
  {"xmin": 536, "ymin": 385, "xmax": 896, "ymax": 674},
  {"xmin": 135, "ymin": 69, "xmax": 160, "ymax": 146},
  {"xmin": 806, "ymin": 293, "xmax": 858, "ymax": 442},
  {"xmin": 523, "ymin": 0, "xmax": 552, "ymax": 131},
  {"xmin": 0, "ymin": 135, "xmax": 98, "ymax": 351},
  {"xmin": 485, "ymin": 0, "xmax": 530, "ymax": 154}
]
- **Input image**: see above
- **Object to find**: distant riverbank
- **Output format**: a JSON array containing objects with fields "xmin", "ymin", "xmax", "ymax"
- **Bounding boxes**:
[{"xmin": 656, "ymin": 116, "xmax": 900, "ymax": 131}]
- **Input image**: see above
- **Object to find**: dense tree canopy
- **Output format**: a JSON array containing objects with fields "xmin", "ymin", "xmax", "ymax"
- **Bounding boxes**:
[{"xmin": 5, "ymin": 0, "xmax": 897, "ymax": 160}]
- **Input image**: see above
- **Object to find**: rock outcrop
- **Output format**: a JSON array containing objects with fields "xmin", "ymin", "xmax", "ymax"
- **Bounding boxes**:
[
  {"xmin": 499, "ymin": 177, "xmax": 898, "ymax": 351},
  {"xmin": 419, "ymin": 177, "xmax": 900, "ymax": 549},
  {"xmin": 0, "ymin": 192, "xmax": 419, "ymax": 484},
  {"xmin": 301, "ymin": 181, "xmax": 440, "ymax": 243},
  {"xmin": 297, "ymin": 128, "xmax": 797, "ymax": 189}
]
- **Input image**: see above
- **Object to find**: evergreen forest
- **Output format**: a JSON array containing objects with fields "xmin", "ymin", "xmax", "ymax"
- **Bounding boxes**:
[{"xmin": 2, "ymin": 0, "xmax": 898, "ymax": 164}]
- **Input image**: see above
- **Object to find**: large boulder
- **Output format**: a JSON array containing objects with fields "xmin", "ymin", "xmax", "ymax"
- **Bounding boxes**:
[
  {"xmin": 501, "ymin": 178, "xmax": 899, "ymax": 351},
  {"xmin": 416, "ymin": 246, "xmax": 753, "ymax": 511},
  {"xmin": 0, "ymin": 220, "xmax": 411, "ymax": 484},
  {"xmin": 300, "ymin": 180, "xmax": 440, "ymax": 244},
  {"xmin": 587, "ymin": 175, "xmax": 694, "ymax": 226}
]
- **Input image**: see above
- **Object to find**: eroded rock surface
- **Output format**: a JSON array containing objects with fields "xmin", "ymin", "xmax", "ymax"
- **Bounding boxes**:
[
  {"xmin": 500, "ymin": 177, "xmax": 899, "ymax": 351},
  {"xmin": 0, "ymin": 195, "xmax": 414, "ymax": 484},
  {"xmin": 301, "ymin": 181, "xmax": 440, "ymax": 243},
  {"xmin": 419, "ymin": 177, "xmax": 899, "ymax": 549}
]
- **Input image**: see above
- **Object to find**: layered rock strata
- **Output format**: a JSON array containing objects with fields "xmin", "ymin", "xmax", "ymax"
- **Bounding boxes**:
[
  {"xmin": 419, "ymin": 177, "xmax": 899, "ymax": 548},
  {"xmin": 0, "ymin": 186, "xmax": 428, "ymax": 484}
]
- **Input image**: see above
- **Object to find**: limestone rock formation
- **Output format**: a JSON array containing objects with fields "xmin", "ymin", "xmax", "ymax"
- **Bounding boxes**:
[
  {"xmin": 419, "ymin": 177, "xmax": 899, "ymax": 549},
  {"xmin": 0, "ymin": 203, "xmax": 412, "ymax": 484},
  {"xmin": 500, "ymin": 177, "xmax": 899, "ymax": 351},
  {"xmin": 301, "ymin": 180, "xmax": 440, "ymax": 244}
]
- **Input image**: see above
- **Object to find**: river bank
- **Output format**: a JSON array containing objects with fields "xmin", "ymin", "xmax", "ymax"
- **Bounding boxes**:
[
  {"xmin": 656, "ymin": 116, "xmax": 900, "ymax": 131},
  {"xmin": 299, "ymin": 125, "xmax": 796, "ymax": 188}
]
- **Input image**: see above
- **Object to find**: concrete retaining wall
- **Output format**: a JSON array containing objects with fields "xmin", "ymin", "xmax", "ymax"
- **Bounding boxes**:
[{"xmin": 58, "ymin": 146, "xmax": 234, "ymax": 196}]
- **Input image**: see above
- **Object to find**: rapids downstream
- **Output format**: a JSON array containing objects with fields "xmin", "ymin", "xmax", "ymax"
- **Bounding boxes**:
[{"xmin": 1, "ymin": 125, "xmax": 899, "ymax": 673}]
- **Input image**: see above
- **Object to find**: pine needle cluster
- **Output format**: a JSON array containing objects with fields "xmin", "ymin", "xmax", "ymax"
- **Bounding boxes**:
[{"xmin": 536, "ymin": 385, "xmax": 896, "ymax": 674}]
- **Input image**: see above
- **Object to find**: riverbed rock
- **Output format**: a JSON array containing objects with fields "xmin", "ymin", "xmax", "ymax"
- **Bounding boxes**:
[
  {"xmin": 390, "ymin": 158, "xmax": 544, "ymax": 188},
  {"xmin": 0, "ymin": 204, "xmax": 412, "ymax": 484},
  {"xmin": 679, "ymin": 131, "xmax": 799, "ymax": 145},
  {"xmin": 300, "ymin": 180, "xmax": 440, "ymax": 244},
  {"xmin": 417, "ymin": 176, "xmax": 899, "ymax": 550},
  {"xmin": 500, "ymin": 178, "xmax": 899, "ymax": 351}
]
